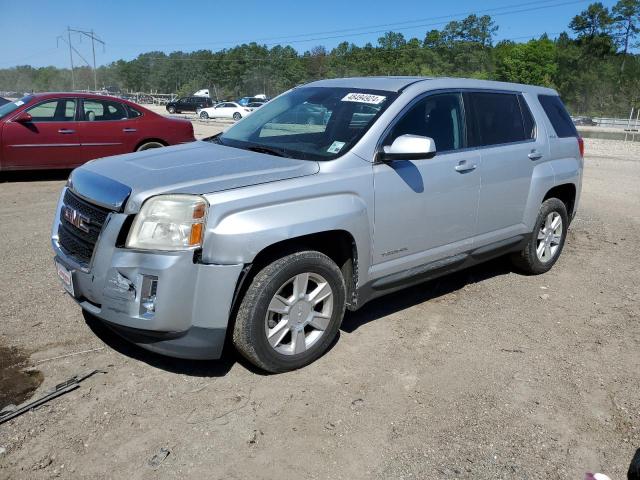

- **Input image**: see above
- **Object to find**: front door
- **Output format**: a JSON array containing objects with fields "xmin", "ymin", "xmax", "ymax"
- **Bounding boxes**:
[
  {"xmin": 372, "ymin": 92, "xmax": 481, "ymax": 274},
  {"xmin": 2, "ymin": 98, "xmax": 81, "ymax": 169}
]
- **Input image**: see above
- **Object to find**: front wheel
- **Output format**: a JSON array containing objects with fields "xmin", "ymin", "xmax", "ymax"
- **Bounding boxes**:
[
  {"xmin": 511, "ymin": 198, "xmax": 568, "ymax": 274},
  {"xmin": 232, "ymin": 251, "xmax": 346, "ymax": 373},
  {"xmin": 167, "ymin": 106, "xmax": 176, "ymax": 114},
  {"xmin": 200, "ymin": 111, "xmax": 209, "ymax": 119},
  {"xmin": 233, "ymin": 112, "xmax": 242, "ymax": 121}
]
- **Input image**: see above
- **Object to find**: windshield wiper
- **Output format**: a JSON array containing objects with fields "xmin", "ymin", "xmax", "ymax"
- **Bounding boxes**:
[{"xmin": 245, "ymin": 145, "xmax": 290, "ymax": 158}]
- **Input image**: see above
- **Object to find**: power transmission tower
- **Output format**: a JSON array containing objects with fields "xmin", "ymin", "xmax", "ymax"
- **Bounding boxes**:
[{"xmin": 57, "ymin": 27, "xmax": 105, "ymax": 91}]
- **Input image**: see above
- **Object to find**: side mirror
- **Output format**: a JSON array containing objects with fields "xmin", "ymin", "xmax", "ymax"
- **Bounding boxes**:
[
  {"xmin": 380, "ymin": 134, "xmax": 436, "ymax": 161},
  {"xmin": 14, "ymin": 112, "xmax": 33, "ymax": 123}
]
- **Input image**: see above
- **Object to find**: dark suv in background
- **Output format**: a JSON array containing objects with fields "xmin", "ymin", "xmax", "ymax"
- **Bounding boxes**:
[{"xmin": 166, "ymin": 96, "xmax": 214, "ymax": 114}]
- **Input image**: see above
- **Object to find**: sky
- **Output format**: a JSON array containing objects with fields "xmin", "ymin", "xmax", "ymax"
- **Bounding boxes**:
[{"xmin": 0, "ymin": 0, "xmax": 620, "ymax": 69}]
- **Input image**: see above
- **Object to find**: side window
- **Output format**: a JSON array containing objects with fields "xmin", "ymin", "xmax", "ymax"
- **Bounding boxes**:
[
  {"xmin": 386, "ymin": 93, "xmax": 464, "ymax": 152},
  {"xmin": 27, "ymin": 99, "xmax": 76, "ymax": 122},
  {"xmin": 126, "ymin": 105, "xmax": 142, "ymax": 118},
  {"xmin": 83, "ymin": 100, "xmax": 128, "ymax": 121},
  {"xmin": 467, "ymin": 92, "xmax": 527, "ymax": 146},
  {"xmin": 538, "ymin": 94, "xmax": 577, "ymax": 138},
  {"xmin": 83, "ymin": 100, "xmax": 104, "ymax": 121},
  {"xmin": 518, "ymin": 95, "xmax": 536, "ymax": 140}
]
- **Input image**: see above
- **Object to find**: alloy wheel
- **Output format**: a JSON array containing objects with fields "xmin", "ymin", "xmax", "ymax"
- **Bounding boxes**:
[
  {"xmin": 536, "ymin": 212, "xmax": 563, "ymax": 263},
  {"xmin": 264, "ymin": 272, "xmax": 334, "ymax": 355}
]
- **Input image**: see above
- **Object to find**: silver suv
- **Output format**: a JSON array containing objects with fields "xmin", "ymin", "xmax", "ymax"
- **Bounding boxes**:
[{"xmin": 52, "ymin": 77, "xmax": 583, "ymax": 372}]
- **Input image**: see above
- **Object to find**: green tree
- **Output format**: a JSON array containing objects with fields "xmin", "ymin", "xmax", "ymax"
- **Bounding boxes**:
[
  {"xmin": 570, "ymin": 2, "xmax": 613, "ymax": 37},
  {"xmin": 495, "ymin": 38, "xmax": 557, "ymax": 86},
  {"xmin": 612, "ymin": 0, "xmax": 640, "ymax": 71}
]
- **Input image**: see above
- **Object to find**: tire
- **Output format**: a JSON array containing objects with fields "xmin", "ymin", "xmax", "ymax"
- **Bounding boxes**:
[
  {"xmin": 232, "ymin": 250, "xmax": 347, "ymax": 373},
  {"xmin": 200, "ymin": 111, "xmax": 209, "ymax": 119},
  {"xmin": 136, "ymin": 141, "xmax": 165, "ymax": 152},
  {"xmin": 233, "ymin": 112, "xmax": 242, "ymax": 121},
  {"xmin": 511, "ymin": 198, "xmax": 569, "ymax": 274},
  {"xmin": 167, "ymin": 106, "xmax": 176, "ymax": 114}
]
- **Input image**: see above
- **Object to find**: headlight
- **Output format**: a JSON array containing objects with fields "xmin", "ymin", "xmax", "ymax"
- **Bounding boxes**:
[{"xmin": 126, "ymin": 195, "xmax": 208, "ymax": 251}]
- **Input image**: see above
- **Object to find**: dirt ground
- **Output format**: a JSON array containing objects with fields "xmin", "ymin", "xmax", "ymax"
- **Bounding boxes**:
[{"xmin": 0, "ymin": 136, "xmax": 639, "ymax": 479}]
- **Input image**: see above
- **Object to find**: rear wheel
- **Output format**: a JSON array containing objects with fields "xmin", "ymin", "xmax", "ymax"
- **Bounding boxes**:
[
  {"xmin": 200, "ymin": 111, "xmax": 209, "ymax": 119},
  {"xmin": 511, "ymin": 198, "xmax": 568, "ymax": 274},
  {"xmin": 167, "ymin": 106, "xmax": 176, "ymax": 114},
  {"xmin": 232, "ymin": 250, "xmax": 346, "ymax": 373},
  {"xmin": 136, "ymin": 141, "xmax": 165, "ymax": 152},
  {"xmin": 233, "ymin": 112, "xmax": 242, "ymax": 121}
]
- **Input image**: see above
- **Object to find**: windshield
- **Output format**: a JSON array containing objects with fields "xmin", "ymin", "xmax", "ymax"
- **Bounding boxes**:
[
  {"xmin": 0, "ymin": 95, "xmax": 34, "ymax": 120},
  {"xmin": 219, "ymin": 87, "xmax": 397, "ymax": 160}
]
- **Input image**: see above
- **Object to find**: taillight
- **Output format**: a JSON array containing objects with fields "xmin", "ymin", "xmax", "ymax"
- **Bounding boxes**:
[{"xmin": 578, "ymin": 136, "xmax": 584, "ymax": 158}]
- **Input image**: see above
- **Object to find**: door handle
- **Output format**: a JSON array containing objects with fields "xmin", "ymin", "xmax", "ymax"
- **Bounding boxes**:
[
  {"xmin": 528, "ymin": 150, "xmax": 543, "ymax": 161},
  {"xmin": 455, "ymin": 161, "xmax": 477, "ymax": 172},
  {"xmin": 122, "ymin": 128, "xmax": 137, "ymax": 133},
  {"xmin": 58, "ymin": 129, "xmax": 75, "ymax": 134}
]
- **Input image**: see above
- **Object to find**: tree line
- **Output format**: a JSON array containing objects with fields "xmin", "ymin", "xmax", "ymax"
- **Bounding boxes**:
[{"xmin": 1, "ymin": 1, "xmax": 638, "ymax": 117}]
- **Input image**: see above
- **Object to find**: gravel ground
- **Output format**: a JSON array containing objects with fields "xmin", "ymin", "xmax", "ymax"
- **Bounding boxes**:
[{"xmin": 0, "ymin": 138, "xmax": 639, "ymax": 479}]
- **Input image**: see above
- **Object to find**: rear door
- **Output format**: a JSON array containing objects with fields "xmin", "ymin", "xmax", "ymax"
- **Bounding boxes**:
[
  {"xmin": 76, "ymin": 98, "xmax": 137, "ymax": 160},
  {"xmin": 1, "ymin": 97, "xmax": 81, "ymax": 169},
  {"xmin": 465, "ymin": 91, "xmax": 541, "ymax": 243}
]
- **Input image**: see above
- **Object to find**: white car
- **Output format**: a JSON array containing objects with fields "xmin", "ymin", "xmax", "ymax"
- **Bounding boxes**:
[{"xmin": 198, "ymin": 102, "xmax": 251, "ymax": 121}]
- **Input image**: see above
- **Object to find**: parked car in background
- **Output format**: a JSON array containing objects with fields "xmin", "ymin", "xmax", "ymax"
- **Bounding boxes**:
[
  {"xmin": 573, "ymin": 116, "xmax": 597, "ymax": 126},
  {"xmin": 198, "ymin": 102, "xmax": 251, "ymax": 121},
  {"xmin": 0, "ymin": 97, "xmax": 10, "ymax": 107},
  {"xmin": 51, "ymin": 77, "xmax": 583, "ymax": 372},
  {"xmin": 237, "ymin": 96, "xmax": 268, "ymax": 106},
  {"xmin": 0, "ymin": 93, "xmax": 195, "ymax": 171},
  {"xmin": 246, "ymin": 101, "xmax": 266, "ymax": 111},
  {"xmin": 166, "ymin": 96, "xmax": 214, "ymax": 114}
]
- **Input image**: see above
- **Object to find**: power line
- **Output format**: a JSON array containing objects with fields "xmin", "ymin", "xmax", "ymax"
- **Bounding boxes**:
[
  {"xmin": 109, "ymin": 0, "xmax": 585, "ymax": 50},
  {"xmin": 57, "ymin": 27, "xmax": 105, "ymax": 90}
]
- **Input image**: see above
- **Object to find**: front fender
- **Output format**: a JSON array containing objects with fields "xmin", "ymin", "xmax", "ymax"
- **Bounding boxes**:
[{"xmin": 201, "ymin": 193, "xmax": 371, "ymax": 278}]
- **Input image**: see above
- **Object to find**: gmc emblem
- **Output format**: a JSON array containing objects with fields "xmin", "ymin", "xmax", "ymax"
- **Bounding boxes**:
[{"xmin": 63, "ymin": 206, "xmax": 90, "ymax": 233}]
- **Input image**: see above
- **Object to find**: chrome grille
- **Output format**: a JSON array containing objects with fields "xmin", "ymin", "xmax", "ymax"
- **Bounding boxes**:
[{"xmin": 57, "ymin": 189, "xmax": 111, "ymax": 266}]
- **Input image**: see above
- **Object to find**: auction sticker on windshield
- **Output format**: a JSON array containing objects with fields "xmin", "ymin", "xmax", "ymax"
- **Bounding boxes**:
[
  {"xmin": 341, "ymin": 93, "xmax": 386, "ymax": 104},
  {"xmin": 327, "ymin": 141, "xmax": 345, "ymax": 154}
]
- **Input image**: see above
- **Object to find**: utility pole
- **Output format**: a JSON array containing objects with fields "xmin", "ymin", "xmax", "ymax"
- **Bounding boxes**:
[
  {"xmin": 67, "ymin": 27, "xmax": 75, "ymax": 90},
  {"xmin": 58, "ymin": 28, "xmax": 105, "ymax": 91},
  {"xmin": 91, "ymin": 30, "xmax": 97, "ymax": 91}
]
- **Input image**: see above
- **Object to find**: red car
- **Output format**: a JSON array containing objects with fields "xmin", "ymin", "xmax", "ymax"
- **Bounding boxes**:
[{"xmin": 0, "ymin": 93, "xmax": 195, "ymax": 171}]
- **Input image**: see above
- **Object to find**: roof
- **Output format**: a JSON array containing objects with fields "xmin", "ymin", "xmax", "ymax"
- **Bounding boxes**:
[
  {"xmin": 302, "ymin": 76, "xmax": 557, "ymax": 95},
  {"xmin": 26, "ymin": 92, "xmax": 127, "ymax": 100},
  {"xmin": 304, "ymin": 77, "xmax": 429, "ymax": 92}
]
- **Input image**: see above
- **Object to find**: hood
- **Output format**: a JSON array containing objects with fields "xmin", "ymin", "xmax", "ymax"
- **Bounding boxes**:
[{"xmin": 71, "ymin": 141, "xmax": 319, "ymax": 213}]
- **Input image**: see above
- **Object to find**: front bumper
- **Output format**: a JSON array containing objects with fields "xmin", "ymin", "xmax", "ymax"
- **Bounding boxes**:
[{"xmin": 52, "ymin": 188, "xmax": 244, "ymax": 360}]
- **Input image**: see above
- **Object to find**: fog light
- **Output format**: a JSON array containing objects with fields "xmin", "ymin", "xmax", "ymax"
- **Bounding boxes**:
[{"xmin": 140, "ymin": 275, "xmax": 158, "ymax": 316}]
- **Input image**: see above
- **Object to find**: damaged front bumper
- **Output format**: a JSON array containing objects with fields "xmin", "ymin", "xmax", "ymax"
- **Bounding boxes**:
[{"xmin": 51, "ymin": 188, "xmax": 243, "ymax": 360}]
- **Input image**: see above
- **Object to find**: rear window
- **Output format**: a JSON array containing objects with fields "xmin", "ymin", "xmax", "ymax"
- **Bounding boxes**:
[
  {"xmin": 538, "ymin": 94, "xmax": 577, "ymax": 138},
  {"xmin": 467, "ymin": 92, "xmax": 530, "ymax": 147}
]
